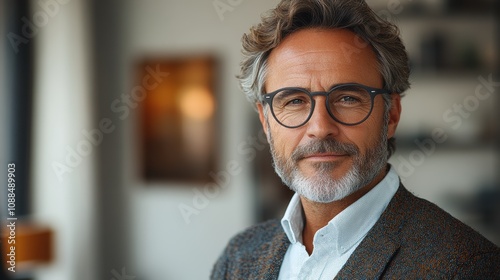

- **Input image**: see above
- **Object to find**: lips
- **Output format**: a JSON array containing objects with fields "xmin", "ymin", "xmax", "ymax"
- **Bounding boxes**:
[{"xmin": 301, "ymin": 153, "xmax": 348, "ymax": 161}]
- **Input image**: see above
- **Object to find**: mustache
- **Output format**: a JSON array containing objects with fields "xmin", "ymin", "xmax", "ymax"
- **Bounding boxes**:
[{"xmin": 291, "ymin": 138, "xmax": 359, "ymax": 161}]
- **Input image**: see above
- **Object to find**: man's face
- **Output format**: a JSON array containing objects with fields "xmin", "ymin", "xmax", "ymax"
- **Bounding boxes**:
[{"xmin": 257, "ymin": 28, "xmax": 401, "ymax": 203}]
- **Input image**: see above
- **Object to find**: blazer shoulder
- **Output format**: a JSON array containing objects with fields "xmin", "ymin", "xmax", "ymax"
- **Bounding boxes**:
[
  {"xmin": 401, "ymin": 187, "xmax": 498, "ymax": 253},
  {"xmin": 348, "ymin": 186, "xmax": 500, "ymax": 279},
  {"xmin": 384, "ymin": 186, "xmax": 500, "ymax": 276},
  {"xmin": 225, "ymin": 219, "xmax": 284, "ymax": 255},
  {"xmin": 211, "ymin": 219, "xmax": 287, "ymax": 280}
]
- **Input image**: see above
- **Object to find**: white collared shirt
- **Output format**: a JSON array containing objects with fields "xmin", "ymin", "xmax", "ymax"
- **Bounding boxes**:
[{"xmin": 278, "ymin": 166, "xmax": 400, "ymax": 280}]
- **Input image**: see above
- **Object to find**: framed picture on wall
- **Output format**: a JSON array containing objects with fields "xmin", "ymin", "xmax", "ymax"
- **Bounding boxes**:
[{"xmin": 136, "ymin": 56, "xmax": 219, "ymax": 184}]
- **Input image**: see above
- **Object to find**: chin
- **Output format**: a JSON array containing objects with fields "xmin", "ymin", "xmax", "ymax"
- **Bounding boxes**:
[{"xmin": 289, "ymin": 168, "xmax": 365, "ymax": 203}]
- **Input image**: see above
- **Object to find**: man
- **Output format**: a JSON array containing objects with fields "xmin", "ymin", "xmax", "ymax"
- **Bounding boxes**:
[{"xmin": 211, "ymin": 0, "xmax": 500, "ymax": 279}]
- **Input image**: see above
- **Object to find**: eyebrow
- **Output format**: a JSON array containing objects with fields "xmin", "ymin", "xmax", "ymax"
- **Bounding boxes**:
[
  {"xmin": 265, "ymin": 82, "xmax": 366, "ymax": 95},
  {"xmin": 327, "ymin": 82, "xmax": 361, "ymax": 91},
  {"xmin": 298, "ymin": 82, "xmax": 363, "ymax": 92}
]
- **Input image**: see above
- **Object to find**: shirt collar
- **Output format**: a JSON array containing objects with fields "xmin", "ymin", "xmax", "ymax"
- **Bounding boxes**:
[
  {"xmin": 281, "ymin": 165, "xmax": 400, "ymax": 253},
  {"xmin": 281, "ymin": 192, "xmax": 303, "ymax": 244}
]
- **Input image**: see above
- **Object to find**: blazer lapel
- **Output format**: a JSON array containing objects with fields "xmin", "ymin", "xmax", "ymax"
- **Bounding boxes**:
[
  {"xmin": 334, "ymin": 234, "xmax": 399, "ymax": 279},
  {"xmin": 251, "ymin": 230, "xmax": 290, "ymax": 280},
  {"xmin": 335, "ymin": 185, "xmax": 411, "ymax": 280}
]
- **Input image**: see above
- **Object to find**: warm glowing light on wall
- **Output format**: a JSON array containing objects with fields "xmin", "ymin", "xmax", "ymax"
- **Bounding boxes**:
[{"xmin": 178, "ymin": 86, "xmax": 215, "ymax": 121}]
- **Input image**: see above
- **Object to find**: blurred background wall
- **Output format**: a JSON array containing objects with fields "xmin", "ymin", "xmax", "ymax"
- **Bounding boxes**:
[{"xmin": 1, "ymin": 0, "xmax": 498, "ymax": 279}]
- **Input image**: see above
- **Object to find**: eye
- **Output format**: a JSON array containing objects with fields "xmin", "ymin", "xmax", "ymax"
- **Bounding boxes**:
[
  {"xmin": 274, "ymin": 90, "xmax": 310, "ymax": 108},
  {"xmin": 287, "ymin": 98, "xmax": 306, "ymax": 105},
  {"xmin": 330, "ymin": 86, "xmax": 370, "ymax": 106},
  {"xmin": 339, "ymin": 95, "xmax": 361, "ymax": 103}
]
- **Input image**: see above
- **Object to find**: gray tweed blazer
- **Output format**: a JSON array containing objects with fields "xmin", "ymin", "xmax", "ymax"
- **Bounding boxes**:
[{"xmin": 211, "ymin": 186, "xmax": 500, "ymax": 279}]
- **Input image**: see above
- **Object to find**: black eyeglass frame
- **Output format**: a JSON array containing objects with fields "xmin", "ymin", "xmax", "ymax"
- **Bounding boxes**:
[{"xmin": 261, "ymin": 83, "xmax": 391, "ymax": 128}]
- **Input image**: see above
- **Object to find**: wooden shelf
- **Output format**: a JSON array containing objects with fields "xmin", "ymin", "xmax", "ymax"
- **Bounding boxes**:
[{"xmin": 2, "ymin": 223, "xmax": 53, "ymax": 271}]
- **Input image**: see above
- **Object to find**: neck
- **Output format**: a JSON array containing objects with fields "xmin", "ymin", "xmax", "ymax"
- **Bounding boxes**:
[{"xmin": 300, "ymin": 166, "xmax": 388, "ymax": 255}]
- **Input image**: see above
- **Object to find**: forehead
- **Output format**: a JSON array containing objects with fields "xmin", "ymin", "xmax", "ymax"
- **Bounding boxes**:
[{"xmin": 266, "ymin": 28, "xmax": 381, "ymax": 90}]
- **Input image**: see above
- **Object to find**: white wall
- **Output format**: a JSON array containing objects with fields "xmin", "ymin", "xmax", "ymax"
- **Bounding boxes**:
[
  {"xmin": 30, "ymin": 0, "xmax": 96, "ymax": 279},
  {"xmin": 121, "ymin": 1, "xmax": 280, "ymax": 279}
]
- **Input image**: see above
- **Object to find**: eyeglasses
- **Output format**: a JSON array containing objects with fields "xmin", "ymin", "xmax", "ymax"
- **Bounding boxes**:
[{"xmin": 261, "ymin": 83, "xmax": 391, "ymax": 128}]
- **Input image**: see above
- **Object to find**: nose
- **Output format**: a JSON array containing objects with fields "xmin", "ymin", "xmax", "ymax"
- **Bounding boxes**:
[{"xmin": 305, "ymin": 96, "xmax": 341, "ymax": 139}]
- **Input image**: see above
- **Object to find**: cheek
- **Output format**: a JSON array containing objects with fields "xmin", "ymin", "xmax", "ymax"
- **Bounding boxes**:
[
  {"xmin": 269, "ymin": 123, "xmax": 303, "ymax": 156},
  {"xmin": 366, "ymin": 113, "xmax": 387, "ymax": 145},
  {"xmin": 345, "ymin": 111, "xmax": 385, "ymax": 152}
]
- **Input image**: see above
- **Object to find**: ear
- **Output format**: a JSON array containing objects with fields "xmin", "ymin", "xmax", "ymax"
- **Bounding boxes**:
[
  {"xmin": 387, "ymin": 93, "xmax": 402, "ymax": 139},
  {"xmin": 256, "ymin": 103, "xmax": 269, "ymax": 136}
]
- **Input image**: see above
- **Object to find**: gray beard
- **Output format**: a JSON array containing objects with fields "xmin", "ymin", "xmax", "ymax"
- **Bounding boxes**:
[{"xmin": 267, "ymin": 120, "xmax": 389, "ymax": 203}]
